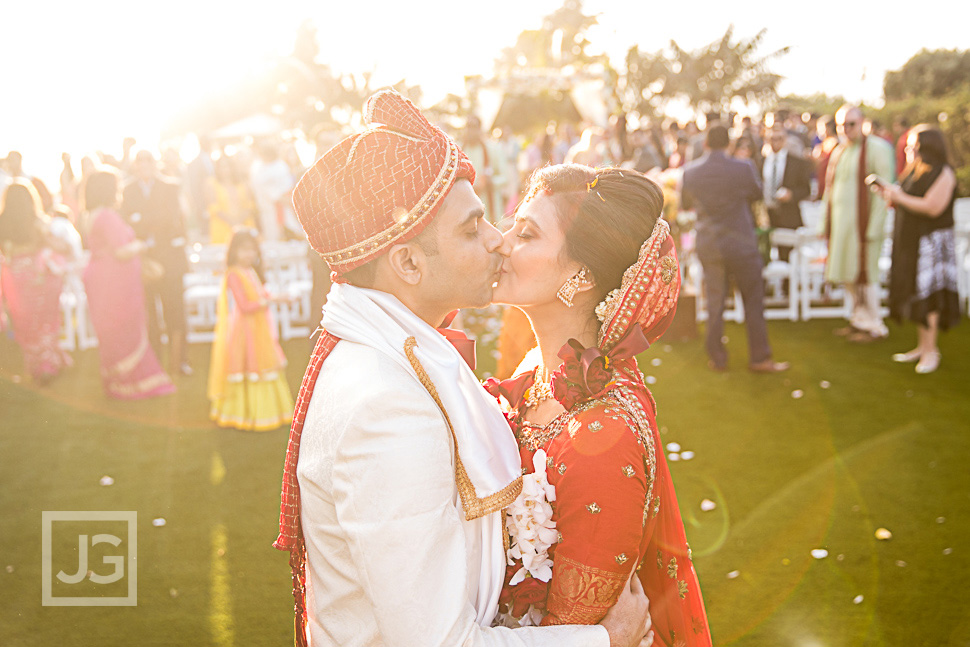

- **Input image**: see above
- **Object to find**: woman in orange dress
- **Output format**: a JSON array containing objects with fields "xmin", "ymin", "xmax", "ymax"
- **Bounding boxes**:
[{"xmin": 488, "ymin": 165, "xmax": 711, "ymax": 646}]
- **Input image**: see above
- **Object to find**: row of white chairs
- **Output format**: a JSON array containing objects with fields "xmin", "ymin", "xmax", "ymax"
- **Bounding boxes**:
[{"xmin": 58, "ymin": 241, "xmax": 316, "ymax": 351}]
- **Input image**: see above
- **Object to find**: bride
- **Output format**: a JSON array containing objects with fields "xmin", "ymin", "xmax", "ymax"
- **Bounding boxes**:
[{"xmin": 488, "ymin": 165, "xmax": 712, "ymax": 646}]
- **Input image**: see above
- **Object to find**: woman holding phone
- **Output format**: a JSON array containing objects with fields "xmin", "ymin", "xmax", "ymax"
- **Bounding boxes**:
[{"xmin": 875, "ymin": 125, "xmax": 960, "ymax": 374}]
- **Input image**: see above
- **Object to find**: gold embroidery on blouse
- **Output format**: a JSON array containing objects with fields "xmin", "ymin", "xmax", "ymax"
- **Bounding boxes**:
[
  {"xmin": 517, "ymin": 400, "xmax": 597, "ymax": 451},
  {"xmin": 615, "ymin": 553, "xmax": 629, "ymax": 565},
  {"xmin": 558, "ymin": 463, "xmax": 567, "ymax": 475},
  {"xmin": 587, "ymin": 502, "xmax": 601, "ymax": 514},
  {"xmin": 652, "ymin": 495, "xmax": 661, "ymax": 517},
  {"xmin": 404, "ymin": 337, "xmax": 522, "ymax": 520},
  {"xmin": 622, "ymin": 464, "xmax": 635, "ymax": 478},
  {"xmin": 567, "ymin": 418, "xmax": 582, "ymax": 438},
  {"xmin": 657, "ymin": 550, "xmax": 664, "ymax": 570},
  {"xmin": 546, "ymin": 455, "xmax": 555, "ymax": 468},
  {"xmin": 588, "ymin": 421, "xmax": 603, "ymax": 432}
]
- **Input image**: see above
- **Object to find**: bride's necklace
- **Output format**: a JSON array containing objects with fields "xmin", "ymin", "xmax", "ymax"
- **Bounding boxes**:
[{"xmin": 525, "ymin": 366, "xmax": 554, "ymax": 409}]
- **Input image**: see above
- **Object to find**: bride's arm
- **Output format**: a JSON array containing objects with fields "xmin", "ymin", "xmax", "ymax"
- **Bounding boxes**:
[{"xmin": 542, "ymin": 407, "xmax": 653, "ymax": 626}]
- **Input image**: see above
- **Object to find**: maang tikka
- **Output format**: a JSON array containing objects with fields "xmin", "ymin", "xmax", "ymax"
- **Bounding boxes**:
[{"xmin": 558, "ymin": 267, "xmax": 590, "ymax": 307}]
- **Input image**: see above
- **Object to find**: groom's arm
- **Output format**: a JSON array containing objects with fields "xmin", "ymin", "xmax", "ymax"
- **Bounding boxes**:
[{"xmin": 330, "ymin": 377, "xmax": 611, "ymax": 647}]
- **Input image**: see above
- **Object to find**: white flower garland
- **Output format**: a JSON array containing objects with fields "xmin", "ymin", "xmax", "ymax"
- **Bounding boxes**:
[
  {"xmin": 506, "ymin": 449, "xmax": 558, "ymax": 584},
  {"xmin": 496, "ymin": 448, "xmax": 560, "ymax": 627}
]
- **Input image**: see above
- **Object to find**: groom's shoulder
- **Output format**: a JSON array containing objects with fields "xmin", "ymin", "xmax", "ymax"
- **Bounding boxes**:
[{"xmin": 316, "ymin": 339, "xmax": 430, "ymax": 403}]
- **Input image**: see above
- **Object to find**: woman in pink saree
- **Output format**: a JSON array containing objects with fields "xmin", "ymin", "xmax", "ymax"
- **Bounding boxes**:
[
  {"xmin": 0, "ymin": 180, "xmax": 72, "ymax": 384},
  {"xmin": 82, "ymin": 169, "xmax": 175, "ymax": 399}
]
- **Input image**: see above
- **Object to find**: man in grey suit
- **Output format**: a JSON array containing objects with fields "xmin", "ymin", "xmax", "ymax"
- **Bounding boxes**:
[{"xmin": 682, "ymin": 126, "xmax": 790, "ymax": 373}]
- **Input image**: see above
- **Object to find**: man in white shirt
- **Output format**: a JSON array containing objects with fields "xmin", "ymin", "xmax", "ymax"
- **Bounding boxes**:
[
  {"xmin": 250, "ymin": 142, "xmax": 302, "ymax": 241},
  {"xmin": 275, "ymin": 91, "xmax": 652, "ymax": 647}
]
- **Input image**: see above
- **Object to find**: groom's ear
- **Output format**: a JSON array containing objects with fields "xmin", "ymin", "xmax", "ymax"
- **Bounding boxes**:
[{"xmin": 385, "ymin": 242, "xmax": 425, "ymax": 286}]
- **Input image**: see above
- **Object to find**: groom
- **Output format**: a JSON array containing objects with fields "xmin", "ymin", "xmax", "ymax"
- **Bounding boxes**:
[{"xmin": 274, "ymin": 90, "xmax": 651, "ymax": 646}]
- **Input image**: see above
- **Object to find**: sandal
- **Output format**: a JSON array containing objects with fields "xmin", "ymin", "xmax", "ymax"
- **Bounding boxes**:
[
  {"xmin": 892, "ymin": 349, "xmax": 922, "ymax": 363},
  {"xmin": 915, "ymin": 351, "xmax": 941, "ymax": 374}
]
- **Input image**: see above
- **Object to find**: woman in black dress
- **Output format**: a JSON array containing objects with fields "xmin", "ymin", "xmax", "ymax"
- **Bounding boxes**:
[{"xmin": 879, "ymin": 125, "xmax": 960, "ymax": 374}]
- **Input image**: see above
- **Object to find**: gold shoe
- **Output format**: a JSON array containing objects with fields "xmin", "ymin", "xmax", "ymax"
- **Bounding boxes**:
[{"xmin": 915, "ymin": 351, "xmax": 941, "ymax": 374}]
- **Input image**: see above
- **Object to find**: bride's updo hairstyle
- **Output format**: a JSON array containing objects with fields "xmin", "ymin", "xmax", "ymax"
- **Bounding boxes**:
[{"xmin": 523, "ymin": 164, "xmax": 665, "ymax": 301}]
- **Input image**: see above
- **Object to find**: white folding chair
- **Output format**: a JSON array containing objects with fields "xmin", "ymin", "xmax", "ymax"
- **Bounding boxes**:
[{"xmin": 764, "ymin": 228, "xmax": 800, "ymax": 321}]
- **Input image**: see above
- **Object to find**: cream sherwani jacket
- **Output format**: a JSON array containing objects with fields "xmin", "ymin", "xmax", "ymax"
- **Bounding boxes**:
[{"xmin": 297, "ymin": 339, "xmax": 609, "ymax": 647}]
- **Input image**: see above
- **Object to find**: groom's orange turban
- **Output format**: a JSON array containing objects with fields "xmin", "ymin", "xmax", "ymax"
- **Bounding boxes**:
[{"xmin": 292, "ymin": 90, "xmax": 476, "ymax": 274}]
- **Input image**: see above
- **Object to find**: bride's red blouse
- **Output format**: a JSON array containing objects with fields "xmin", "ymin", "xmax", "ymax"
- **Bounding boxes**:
[{"xmin": 487, "ymin": 354, "xmax": 711, "ymax": 647}]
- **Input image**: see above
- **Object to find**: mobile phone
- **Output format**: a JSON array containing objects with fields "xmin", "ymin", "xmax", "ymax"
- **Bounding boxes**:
[{"xmin": 864, "ymin": 174, "xmax": 889, "ymax": 189}]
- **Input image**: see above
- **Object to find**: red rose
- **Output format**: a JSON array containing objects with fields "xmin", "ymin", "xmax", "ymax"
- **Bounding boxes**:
[{"xmin": 507, "ymin": 577, "xmax": 548, "ymax": 617}]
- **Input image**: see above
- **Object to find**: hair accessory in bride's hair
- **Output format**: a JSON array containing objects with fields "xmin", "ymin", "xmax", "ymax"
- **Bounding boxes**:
[
  {"xmin": 596, "ymin": 218, "xmax": 680, "ymax": 353},
  {"xmin": 586, "ymin": 176, "xmax": 606, "ymax": 202}
]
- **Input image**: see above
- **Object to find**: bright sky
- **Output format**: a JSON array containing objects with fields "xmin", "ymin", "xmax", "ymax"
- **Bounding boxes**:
[{"xmin": 3, "ymin": 0, "xmax": 967, "ymax": 185}]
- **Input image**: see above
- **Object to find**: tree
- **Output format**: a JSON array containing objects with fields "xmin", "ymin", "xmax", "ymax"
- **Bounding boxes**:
[
  {"xmin": 884, "ymin": 49, "xmax": 970, "ymax": 101},
  {"xmin": 494, "ymin": 0, "xmax": 604, "ymax": 74},
  {"xmin": 622, "ymin": 26, "xmax": 788, "ymax": 118}
]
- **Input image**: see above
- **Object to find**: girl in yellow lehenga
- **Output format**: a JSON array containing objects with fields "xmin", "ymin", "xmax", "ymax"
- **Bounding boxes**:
[{"xmin": 208, "ymin": 229, "xmax": 294, "ymax": 431}]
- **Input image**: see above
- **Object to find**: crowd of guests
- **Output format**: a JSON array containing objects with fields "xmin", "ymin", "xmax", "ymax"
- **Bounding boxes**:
[
  {"xmin": 0, "ymin": 142, "xmax": 301, "ymax": 430},
  {"xmin": 0, "ymin": 103, "xmax": 962, "ymax": 420}
]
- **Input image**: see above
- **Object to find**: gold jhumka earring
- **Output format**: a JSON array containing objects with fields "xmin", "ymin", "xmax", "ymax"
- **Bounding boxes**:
[{"xmin": 557, "ymin": 267, "xmax": 590, "ymax": 307}]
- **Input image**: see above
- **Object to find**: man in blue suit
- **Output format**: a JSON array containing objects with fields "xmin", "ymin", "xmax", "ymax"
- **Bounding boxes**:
[{"xmin": 682, "ymin": 125, "xmax": 790, "ymax": 373}]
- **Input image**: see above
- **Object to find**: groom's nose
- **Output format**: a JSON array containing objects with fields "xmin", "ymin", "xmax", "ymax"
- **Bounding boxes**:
[{"xmin": 482, "ymin": 219, "xmax": 508, "ymax": 256}]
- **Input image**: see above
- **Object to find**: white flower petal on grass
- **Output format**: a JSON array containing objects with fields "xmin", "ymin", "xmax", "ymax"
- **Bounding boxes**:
[
  {"xmin": 666, "ymin": 442, "xmax": 681, "ymax": 452},
  {"xmin": 645, "ymin": 375, "xmax": 657, "ymax": 385},
  {"xmin": 99, "ymin": 476, "xmax": 114, "ymax": 486},
  {"xmin": 700, "ymin": 499, "xmax": 716, "ymax": 512},
  {"xmin": 943, "ymin": 548, "xmax": 953, "ymax": 555},
  {"xmin": 819, "ymin": 380, "xmax": 831, "ymax": 389},
  {"xmin": 651, "ymin": 358, "xmax": 662, "ymax": 367},
  {"xmin": 811, "ymin": 549, "xmax": 828, "ymax": 559},
  {"xmin": 680, "ymin": 451, "xmax": 695, "ymax": 460},
  {"xmin": 896, "ymin": 560, "xmax": 907, "ymax": 567},
  {"xmin": 726, "ymin": 570, "xmax": 740, "ymax": 579},
  {"xmin": 936, "ymin": 517, "xmax": 946, "ymax": 524},
  {"xmin": 668, "ymin": 453, "xmax": 681, "ymax": 461},
  {"xmin": 853, "ymin": 595, "xmax": 864, "ymax": 604},
  {"xmin": 875, "ymin": 528, "xmax": 892, "ymax": 540},
  {"xmin": 152, "ymin": 518, "xmax": 166, "ymax": 527},
  {"xmin": 791, "ymin": 390, "xmax": 804, "ymax": 399}
]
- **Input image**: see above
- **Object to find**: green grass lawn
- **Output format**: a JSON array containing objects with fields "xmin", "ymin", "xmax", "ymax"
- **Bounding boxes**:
[{"xmin": 1, "ymin": 317, "xmax": 968, "ymax": 647}]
